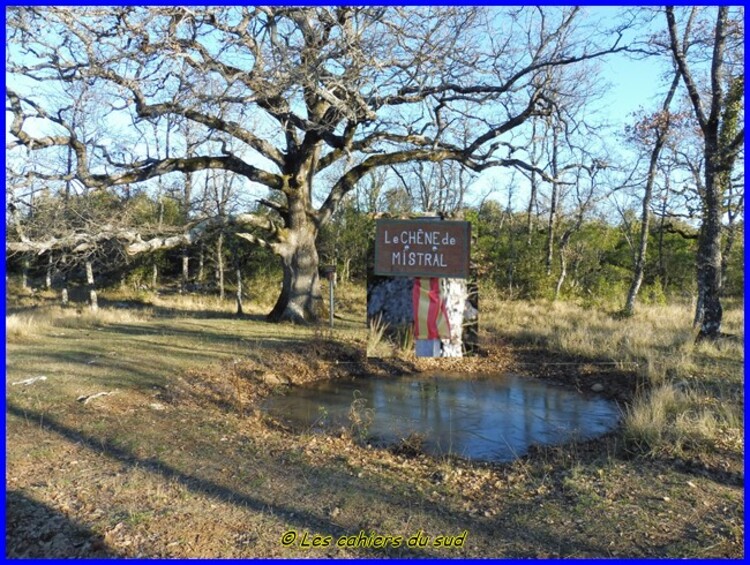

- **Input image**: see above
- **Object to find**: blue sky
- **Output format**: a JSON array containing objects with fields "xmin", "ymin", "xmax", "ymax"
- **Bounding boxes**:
[
  {"xmin": 468, "ymin": 6, "xmax": 670, "ymax": 210},
  {"xmin": 4, "ymin": 6, "xmax": 687, "ymax": 215},
  {"xmin": 470, "ymin": 45, "xmax": 668, "ymax": 209},
  {"xmin": 599, "ymin": 51, "xmax": 666, "ymax": 129}
]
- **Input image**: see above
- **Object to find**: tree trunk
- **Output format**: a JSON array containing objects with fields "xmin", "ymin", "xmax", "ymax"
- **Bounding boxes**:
[
  {"xmin": 526, "ymin": 119, "xmax": 540, "ymax": 245},
  {"xmin": 181, "ymin": 250, "xmax": 189, "ymax": 292},
  {"xmin": 235, "ymin": 267, "xmax": 243, "ymax": 316},
  {"xmin": 693, "ymin": 279, "xmax": 705, "ymax": 328},
  {"xmin": 623, "ymin": 208, "xmax": 652, "ymax": 316},
  {"xmin": 45, "ymin": 254, "xmax": 53, "ymax": 289},
  {"xmin": 216, "ymin": 233, "xmax": 224, "ymax": 300},
  {"xmin": 151, "ymin": 263, "xmax": 158, "ymax": 289},
  {"xmin": 721, "ymin": 222, "xmax": 737, "ymax": 293},
  {"xmin": 85, "ymin": 260, "xmax": 98, "ymax": 312},
  {"xmin": 22, "ymin": 257, "xmax": 29, "ymax": 289},
  {"xmin": 657, "ymin": 176, "xmax": 669, "ymax": 290},
  {"xmin": 198, "ymin": 244, "xmax": 205, "ymax": 282},
  {"xmin": 545, "ymin": 124, "xmax": 559, "ymax": 275},
  {"xmin": 720, "ymin": 181, "xmax": 742, "ymax": 293},
  {"xmin": 505, "ymin": 187, "xmax": 516, "ymax": 297},
  {"xmin": 267, "ymin": 225, "xmax": 323, "ymax": 323},
  {"xmin": 666, "ymin": 7, "xmax": 735, "ymax": 340},
  {"xmin": 554, "ymin": 229, "xmax": 576, "ymax": 302},
  {"xmin": 554, "ymin": 249, "xmax": 567, "ymax": 301},
  {"xmin": 696, "ymin": 166, "xmax": 723, "ymax": 339},
  {"xmin": 624, "ymin": 71, "xmax": 680, "ymax": 316},
  {"xmin": 527, "ymin": 170, "xmax": 538, "ymax": 246}
]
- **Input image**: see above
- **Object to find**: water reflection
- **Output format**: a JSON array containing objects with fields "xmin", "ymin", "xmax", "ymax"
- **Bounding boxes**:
[{"xmin": 263, "ymin": 373, "xmax": 620, "ymax": 463}]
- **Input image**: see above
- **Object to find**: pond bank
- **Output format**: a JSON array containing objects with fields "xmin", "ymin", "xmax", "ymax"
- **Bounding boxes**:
[{"xmin": 262, "ymin": 372, "xmax": 622, "ymax": 463}]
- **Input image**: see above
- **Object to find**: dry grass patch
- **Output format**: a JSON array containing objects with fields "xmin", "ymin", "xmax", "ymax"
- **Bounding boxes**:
[
  {"xmin": 149, "ymin": 293, "xmax": 237, "ymax": 315},
  {"xmin": 6, "ymin": 313, "xmax": 44, "ymax": 341},
  {"xmin": 480, "ymin": 293, "xmax": 743, "ymax": 461},
  {"xmin": 366, "ymin": 314, "xmax": 392, "ymax": 358},
  {"xmin": 6, "ymin": 307, "xmax": 153, "ymax": 341},
  {"xmin": 624, "ymin": 384, "xmax": 743, "ymax": 456},
  {"xmin": 481, "ymin": 295, "xmax": 742, "ymax": 387},
  {"xmin": 53, "ymin": 307, "xmax": 154, "ymax": 328},
  {"xmin": 623, "ymin": 385, "xmax": 693, "ymax": 452}
]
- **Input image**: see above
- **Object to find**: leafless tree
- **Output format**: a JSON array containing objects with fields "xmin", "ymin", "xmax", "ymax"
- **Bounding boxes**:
[
  {"xmin": 7, "ymin": 6, "xmax": 631, "ymax": 322},
  {"xmin": 622, "ymin": 67, "xmax": 683, "ymax": 316},
  {"xmin": 525, "ymin": 118, "xmax": 544, "ymax": 245},
  {"xmin": 666, "ymin": 6, "xmax": 744, "ymax": 339},
  {"xmin": 390, "ymin": 160, "xmax": 476, "ymax": 216},
  {"xmin": 352, "ymin": 169, "xmax": 389, "ymax": 214},
  {"xmin": 553, "ymin": 165, "xmax": 604, "ymax": 301}
]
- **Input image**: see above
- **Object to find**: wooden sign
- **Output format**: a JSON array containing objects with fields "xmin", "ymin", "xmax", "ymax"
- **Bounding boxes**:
[{"xmin": 374, "ymin": 219, "xmax": 470, "ymax": 278}]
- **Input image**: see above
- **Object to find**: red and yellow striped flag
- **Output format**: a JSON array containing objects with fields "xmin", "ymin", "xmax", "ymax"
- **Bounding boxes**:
[{"xmin": 413, "ymin": 277, "xmax": 451, "ymax": 340}]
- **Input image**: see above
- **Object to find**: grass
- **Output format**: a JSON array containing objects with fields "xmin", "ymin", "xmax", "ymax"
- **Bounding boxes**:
[
  {"xmin": 624, "ymin": 383, "xmax": 743, "ymax": 457},
  {"xmin": 480, "ymin": 290, "xmax": 743, "ymax": 460},
  {"xmin": 6, "ymin": 308, "xmax": 155, "ymax": 343},
  {"xmin": 623, "ymin": 384, "xmax": 693, "ymax": 453},
  {"xmin": 5, "ymin": 282, "xmax": 744, "ymax": 557},
  {"xmin": 6, "ymin": 313, "xmax": 39, "ymax": 340},
  {"xmin": 366, "ymin": 313, "xmax": 391, "ymax": 358},
  {"xmin": 482, "ymin": 297, "xmax": 743, "ymax": 384},
  {"xmin": 347, "ymin": 391, "xmax": 374, "ymax": 443}
]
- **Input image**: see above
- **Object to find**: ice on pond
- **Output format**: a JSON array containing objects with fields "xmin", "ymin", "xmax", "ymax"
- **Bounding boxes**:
[{"xmin": 263, "ymin": 372, "xmax": 620, "ymax": 463}]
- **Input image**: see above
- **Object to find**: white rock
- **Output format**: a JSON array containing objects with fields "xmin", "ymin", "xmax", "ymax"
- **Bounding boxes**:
[
  {"xmin": 77, "ymin": 391, "xmax": 115, "ymax": 404},
  {"xmin": 11, "ymin": 376, "xmax": 47, "ymax": 386}
]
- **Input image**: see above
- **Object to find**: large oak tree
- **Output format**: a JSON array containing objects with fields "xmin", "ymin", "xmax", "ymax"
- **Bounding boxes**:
[{"xmin": 7, "ymin": 6, "xmax": 627, "ymax": 322}]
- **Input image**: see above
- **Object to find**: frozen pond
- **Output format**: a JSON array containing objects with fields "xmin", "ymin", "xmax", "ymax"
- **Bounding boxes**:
[{"xmin": 263, "ymin": 372, "xmax": 620, "ymax": 463}]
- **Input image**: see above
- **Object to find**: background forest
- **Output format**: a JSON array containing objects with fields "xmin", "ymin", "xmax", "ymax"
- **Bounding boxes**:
[{"xmin": 6, "ymin": 6, "xmax": 743, "ymax": 329}]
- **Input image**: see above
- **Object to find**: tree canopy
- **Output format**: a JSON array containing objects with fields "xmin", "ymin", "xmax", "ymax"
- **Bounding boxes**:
[{"xmin": 6, "ymin": 7, "xmax": 743, "ymax": 330}]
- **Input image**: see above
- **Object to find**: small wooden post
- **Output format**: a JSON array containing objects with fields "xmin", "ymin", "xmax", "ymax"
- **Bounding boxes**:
[
  {"xmin": 45, "ymin": 253, "xmax": 53, "ymax": 289},
  {"xmin": 21, "ymin": 257, "xmax": 29, "ymax": 289},
  {"xmin": 85, "ymin": 260, "xmax": 98, "ymax": 312},
  {"xmin": 321, "ymin": 265, "xmax": 337, "ymax": 328},
  {"xmin": 235, "ymin": 267, "xmax": 243, "ymax": 315}
]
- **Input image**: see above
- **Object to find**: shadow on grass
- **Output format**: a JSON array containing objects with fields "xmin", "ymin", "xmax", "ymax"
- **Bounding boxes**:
[
  {"xmin": 6, "ymin": 399, "xmax": 619, "ymax": 557},
  {"xmin": 5, "ymin": 292, "xmax": 270, "ymax": 322},
  {"xmin": 101, "ymin": 320, "xmax": 288, "ymax": 344},
  {"xmin": 5, "ymin": 490, "xmax": 120, "ymax": 558},
  {"xmin": 7, "ymin": 401, "xmax": 660, "ymax": 558},
  {"xmin": 6, "ymin": 401, "xmax": 444, "ymax": 557}
]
